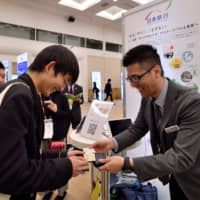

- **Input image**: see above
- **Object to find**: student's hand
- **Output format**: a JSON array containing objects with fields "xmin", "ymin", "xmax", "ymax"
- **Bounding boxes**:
[
  {"xmin": 47, "ymin": 103, "xmax": 58, "ymax": 112},
  {"xmin": 90, "ymin": 138, "xmax": 115, "ymax": 153},
  {"xmin": 67, "ymin": 150, "xmax": 84, "ymax": 157},
  {"xmin": 98, "ymin": 156, "xmax": 124, "ymax": 173},
  {"xmin": 69, "ymin": 156, "xmax": 89, "ymax": 177}
]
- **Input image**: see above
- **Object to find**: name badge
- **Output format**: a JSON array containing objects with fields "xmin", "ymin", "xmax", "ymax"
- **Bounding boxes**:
[
  {"xmin": 165, "ymin": 125, "xmax": 180, "ymax": 134},
  {"xmin": 43, "ymin": 118, "xmax": 53, "ymax": 139}
]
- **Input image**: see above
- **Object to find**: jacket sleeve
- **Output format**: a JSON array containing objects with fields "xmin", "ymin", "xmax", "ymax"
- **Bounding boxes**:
[
  {"xmin": 133, "ymin": 96, "xmax": 200, "ymax": 182},
  {"xmin": 114, "ymin": 99, "xmax": 149, "ymax": 152},
  {"xmin": 52, "ymin": 94, "xmax": 70, "ymax": 119},
  {"xmin": 0, "ymin": 87, "xmax": 73, "ymax": 195}
]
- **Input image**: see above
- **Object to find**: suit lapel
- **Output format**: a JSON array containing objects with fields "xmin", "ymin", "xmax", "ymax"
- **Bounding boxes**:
[{"xmin": 158, "ymin": 80, "xmax": 179, "ymax": 139}]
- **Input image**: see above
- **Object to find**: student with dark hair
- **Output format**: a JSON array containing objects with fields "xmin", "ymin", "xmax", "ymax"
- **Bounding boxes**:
[
  {"xmin": 91, "ymin": 44, "xmax": 200, "ymax": 200},
  {"xmin": 104, "ymin": 78, "xmax": 113, "ymax": 101},
  {"xmin": 0, "ymin": 62, "xmax": 6, "ymax": 85},
  {"xmin": 0, "ymin": 45, "xmax": 88, "ymax": 200}
]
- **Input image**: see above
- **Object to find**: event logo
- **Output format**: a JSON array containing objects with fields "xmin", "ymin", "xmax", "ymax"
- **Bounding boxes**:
[
  {"xmin": 181, "ymin": 71, "xmax": 193, "ymax": 82},
  {"xmin": 145, "ymin": 0, "xmax": 172, "ymax": 24},
  {"xmin": 169, "ymin": 58, "xmax": 182, "ymax": 70},
  {"xmin": 163, "ymin": 44, "xmax": 174, "ymax": 59},
  {"xmin": 182, "ymin": 51, "xmax": 193, "ymax": 63}
]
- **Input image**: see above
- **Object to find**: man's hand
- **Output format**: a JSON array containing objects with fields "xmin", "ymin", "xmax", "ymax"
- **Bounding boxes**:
[
  {"xmin": 47, "ymin": 103, "xmax": 58, "ymax": 113},
  {"xmin": 67, "ymin": 150, "xmax": 84, "ymax": 157},
  {"xmin": 73, "ymin": 98, "xmax": 81, "ymax": 102},
  {"xmin": 89, "ymin": 138, "xmax": 115, "ymax": 153},
  {"xmin": 69, "ymin": 156, "xmax": 89, "ymax": 177},
  {"xmin": 98, "ymin": 156, "xmax": 124, "ymax": 173}
]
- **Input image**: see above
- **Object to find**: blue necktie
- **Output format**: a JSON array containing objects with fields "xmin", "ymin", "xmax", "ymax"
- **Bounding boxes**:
[{"xmin": 70, "ymin": 86, "xmax": 73, "ymax": 94}]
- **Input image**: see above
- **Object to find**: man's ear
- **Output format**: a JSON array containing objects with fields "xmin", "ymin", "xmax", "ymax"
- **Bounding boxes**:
[
  {"xmin": 154, "ymin": 65, "xmax": 162, "ymax": 76},
  {"xmin": 44, "ymin": 61, "xmax": 56, "ymax": 73}
]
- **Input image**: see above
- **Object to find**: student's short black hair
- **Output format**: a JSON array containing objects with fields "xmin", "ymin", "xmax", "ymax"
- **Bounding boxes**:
[
  {"xmin": 108, "ymin": 78, "xmax": 111, "ymax": 82},
  {"xmin": 0, "ymin": 62, "xmax": 5, "ymax": 70},
  {"xmin": 29, "ymin": 45, "xmax": 79, "ymax": 83},
  {"xmin": 123, "ymin": 45, "xmax": 164, "ymax": 76}
]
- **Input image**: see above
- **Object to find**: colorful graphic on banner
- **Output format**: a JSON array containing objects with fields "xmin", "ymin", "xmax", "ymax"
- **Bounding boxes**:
[
  {"xmin": 163, "ymin": 44, "xmax": 174, "ymax": 59},
  {"xmin": 181, "ymin": 71, "xmax": 193, "ymax": 82},
  {"xmin": 182, "ymin": 51, "xmax": 193, "ymax": 63},
  {"xmin": 169, "ymin": 58, "xmax": 182, "ymax": 70}
]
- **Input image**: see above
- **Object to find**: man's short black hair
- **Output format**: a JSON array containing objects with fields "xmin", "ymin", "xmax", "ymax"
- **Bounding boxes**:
[
  {"xmin": 29, "ymin": 45, "xmax": 79, "ymax": 83},
  {"xmin": 0, "ymin": 62, "xmax": 5, "ymax": 70},
  {"xmin": 108, "ymin": 78, "xmax": 111, "ymax": 82},
  {"xmin": 123, "ymin": 45, "xmax": 164, "ymax": 76}
]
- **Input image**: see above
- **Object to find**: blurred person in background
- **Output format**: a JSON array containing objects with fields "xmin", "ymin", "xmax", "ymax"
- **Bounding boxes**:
[
  {"xmin": 0, "ymin": 62, "xmax": 6, "ymax": 86},
  {"xmin": 104, "ymin": 78, "xmax": 113, "ymax": 101},
  {"xmin": 92, "ymin": 81, "xmax": 100, "ymax": 100},
  {"xmin": 64, "ymin": 83, "xmax": 84, "ymax": 129}
]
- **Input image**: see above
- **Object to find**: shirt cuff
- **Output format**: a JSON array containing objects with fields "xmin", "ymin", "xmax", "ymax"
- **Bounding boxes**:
[{"xmin": 112, "ymin": 138, "xmax": 119, "ymax": 152}]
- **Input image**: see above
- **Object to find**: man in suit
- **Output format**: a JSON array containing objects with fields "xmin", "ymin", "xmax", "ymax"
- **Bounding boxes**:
[
  {"xmin": 64, "ymin": 83, "xmax": 84, "ymax": 129},
  {"xmin": 0, "ymin": 45, "xmax": 89, "ymax": 200},
  {"xmin": 90, "ymin": 45, "xmax": 200, "ymax": 200}
]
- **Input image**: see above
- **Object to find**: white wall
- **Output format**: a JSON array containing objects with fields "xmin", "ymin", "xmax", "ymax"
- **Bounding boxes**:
[
  {"xmin": 0, "ymin": 36, "xmax": 122, "ymax": 102},
  {"xmin": 0, "ymin": 0, "xmax": 122, "ymax": 44},
  {"xmin": 0, "ymin": 0, "xmax": 123, "ymax": 102}
]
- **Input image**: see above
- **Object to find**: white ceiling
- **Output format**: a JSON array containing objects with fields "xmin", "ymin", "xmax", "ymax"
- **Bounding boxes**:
[{"xmin": 12, "ymin": 0, "xmax": 139, "ymax": 30}]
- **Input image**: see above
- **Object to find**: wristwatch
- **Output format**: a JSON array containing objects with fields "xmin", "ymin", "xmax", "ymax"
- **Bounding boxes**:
[{"xmin": 122, "ymin": 157, "xmax": 133, "ymax": 171}]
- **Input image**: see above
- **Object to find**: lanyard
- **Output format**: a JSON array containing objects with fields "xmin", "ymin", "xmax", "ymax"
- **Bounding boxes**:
[{"xmin": 39, "ymin": 93, "xmax": 46, "ymax": 119}]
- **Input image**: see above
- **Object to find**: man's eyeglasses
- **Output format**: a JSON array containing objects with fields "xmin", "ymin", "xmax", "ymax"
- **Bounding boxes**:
[{"xmin": 126, "ymin": 65, "xmax": 155, "ymax": 83}]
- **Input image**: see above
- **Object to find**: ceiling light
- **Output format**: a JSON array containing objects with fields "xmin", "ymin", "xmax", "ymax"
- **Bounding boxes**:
[
  {"xmin": 58, "ymin": 0, "xmax": 101, "ymax": 11},
  {"xmin": 113, "ymin": 0, "xmax": 118, "ymax": 2},
  {"xmin": 96, "ymin": 6, "xmax": 127, "ymax": 21},
  {"xmin": 132, "ymin": 0, "xmax": 155, "ymax": 5}
]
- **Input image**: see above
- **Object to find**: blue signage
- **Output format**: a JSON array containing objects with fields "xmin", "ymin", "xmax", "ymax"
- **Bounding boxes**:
[
  {"xmin": 17, "ymin": 52, "xmax": 28, "ymax": 76},
  {"xmin": 18, "ymin": 61, "xmax": 28, "ymax": 76}
]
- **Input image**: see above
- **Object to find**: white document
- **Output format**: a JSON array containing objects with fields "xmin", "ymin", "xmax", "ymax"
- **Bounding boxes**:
[{"xmin": 80, "ymin": 100, "xmax": 113, "ymax": 141}]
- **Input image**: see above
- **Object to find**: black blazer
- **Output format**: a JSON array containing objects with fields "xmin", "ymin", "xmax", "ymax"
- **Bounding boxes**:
[
  {"xmin": 104, "ymin": 82, "xmax": 112, "ymax": 94},
  {"xmin": 50, "ymin": 91, "xmax": 71, "ymax": 140},
  {"xmin": 0, "ymin": 74, "xmax": 72, "ymax": 197}
]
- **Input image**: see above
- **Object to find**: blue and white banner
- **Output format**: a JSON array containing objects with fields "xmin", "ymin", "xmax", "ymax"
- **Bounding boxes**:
[{"xmin": 17, "ymin": 52, "xmax": 28, "ymax": 76}]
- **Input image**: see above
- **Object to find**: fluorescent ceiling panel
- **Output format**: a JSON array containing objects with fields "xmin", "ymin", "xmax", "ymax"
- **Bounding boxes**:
[
  {"xmin": 132, "ymin": 0, "xmax": 155, "ymax": 4},
  {"xmin": 96, "ymin": 6, "xmax": 127, "ymax": 21},
  {"xmin": 58, "ymin": 0, "xmax": 101, "ymax": 11}
]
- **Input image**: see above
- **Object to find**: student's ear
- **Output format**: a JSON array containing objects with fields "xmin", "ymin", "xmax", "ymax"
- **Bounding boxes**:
[{"xmin": 44, "ymin": 61, "xmax": 56, "ymax": 73}]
